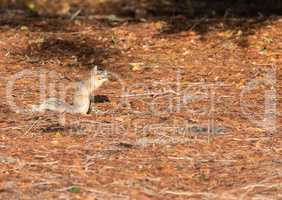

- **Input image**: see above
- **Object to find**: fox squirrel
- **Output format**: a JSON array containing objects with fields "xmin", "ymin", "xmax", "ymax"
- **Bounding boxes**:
[{"xmin": 31, "ymin": 66, "xmax": 108, "ymax": 114}]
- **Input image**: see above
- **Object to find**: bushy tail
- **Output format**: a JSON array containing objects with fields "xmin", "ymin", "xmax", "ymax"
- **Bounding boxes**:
[{"xmin": 30, "ymin": 98, "xmax": 72, "ymax": 113}]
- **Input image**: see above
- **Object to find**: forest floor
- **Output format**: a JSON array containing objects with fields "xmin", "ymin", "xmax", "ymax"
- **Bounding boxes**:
[{"xmin": 0, "ymin": 7, "xmax": 281, "ymax": 200}]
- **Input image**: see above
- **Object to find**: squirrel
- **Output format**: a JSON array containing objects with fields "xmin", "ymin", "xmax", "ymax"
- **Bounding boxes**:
[{"xmin": 31, "ymin": 66, "xmax": 108, "ymax": 114}]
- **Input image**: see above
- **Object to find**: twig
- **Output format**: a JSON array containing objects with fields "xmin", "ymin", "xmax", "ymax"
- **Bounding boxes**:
[
  {"xmin": 24, "ymin": 117, "xmax": 42, "ymax": 135},
  {"xmin": 0, "ymin": 126, "xmax": 28, "ymax": 131},
  {"xmin": 188, "ymin": 16, "xmax": 207, "ymax": 32},
  {"xmin": 70, "ymin": 9, "xmax": 81, "ymax": 21},
  {"xmin": 163, "ymin": 190, "xmax": 216, "ymax": 198}
]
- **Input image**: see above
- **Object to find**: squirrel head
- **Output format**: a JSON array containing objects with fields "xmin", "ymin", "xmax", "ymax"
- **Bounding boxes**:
[
  {"xmin": 84, "ymin": 66, "xmax": 108, "ymax": 91},
  {"xmin": 90, "ymin": 65, "xmax": 108, "ymax": 82}
]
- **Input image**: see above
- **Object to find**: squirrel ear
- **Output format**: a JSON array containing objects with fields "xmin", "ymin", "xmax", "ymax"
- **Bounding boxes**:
[
  {"xmin": 101, "ymin": 70, "xmax": 107, "ymax": 78},
  {"xmin": 91, "ymin": 65, "xmax": 98, "ymax": 74}
]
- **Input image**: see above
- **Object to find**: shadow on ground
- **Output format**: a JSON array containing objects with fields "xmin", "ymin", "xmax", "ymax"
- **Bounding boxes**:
[
  {"xmin": 26, "ymin": 35, "xmax": 120, "ymax": 69},
  {"xmin": 0, "ymin": 0, "xmax": 281, "ymax": 63}
]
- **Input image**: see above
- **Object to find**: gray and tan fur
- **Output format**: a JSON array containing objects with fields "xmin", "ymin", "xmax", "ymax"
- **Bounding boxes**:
[{"xmin": 31, "ymin": 66, "xmax": 108, "ymax": 114}]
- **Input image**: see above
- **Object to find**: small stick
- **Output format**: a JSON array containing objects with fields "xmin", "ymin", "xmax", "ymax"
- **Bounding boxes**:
[
  {"xmin": 70, "ymin": 9, "xmax": 81, "ymax": 21},
  {"xmin": 24, "ymin": 117, "xmax": 42, "ymax": 135}
]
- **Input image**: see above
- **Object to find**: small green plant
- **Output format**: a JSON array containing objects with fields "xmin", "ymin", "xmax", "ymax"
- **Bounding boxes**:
[{"xmin": 68, "ymin": 186, "xmax": 80, "ymax": 193}]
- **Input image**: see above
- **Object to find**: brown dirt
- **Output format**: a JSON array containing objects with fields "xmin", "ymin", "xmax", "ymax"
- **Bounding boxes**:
[{"xmin": 0, "ymin": 8, "xmax": 281, "ymax": 200}]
